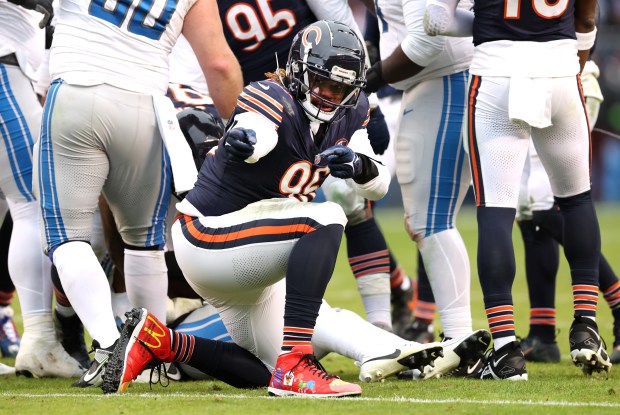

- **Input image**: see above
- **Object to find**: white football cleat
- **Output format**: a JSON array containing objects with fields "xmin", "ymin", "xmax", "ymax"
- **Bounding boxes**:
[
  {"xmin": 15, "ymin": 315, "xmax": 85, "ymax": 378},
  {"xmin": 134, "ymin": 361, "xmax": 183, "ymax": 384},
  {"xmin": 0, "ymin": 362, "xmax": 15, "ymax": 375},
  {"xmin": 357, "ymin": 342, "xmax": 443, "ymax": 382}
]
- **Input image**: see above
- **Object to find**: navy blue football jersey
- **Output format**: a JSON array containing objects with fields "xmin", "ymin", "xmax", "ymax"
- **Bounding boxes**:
[
  {"xmin": 185, "ymin": 79, "xmax": 370, "ymax": 216},
  {"xmin": 218, "ymin": 0, "xmax": 317, "ymax": 83},
  {"xmin": 473, "ymin": 0, "xmax": 576, "ymax": 46}
]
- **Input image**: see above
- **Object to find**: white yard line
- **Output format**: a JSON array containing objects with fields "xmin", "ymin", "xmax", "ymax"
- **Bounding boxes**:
[{"xmin": 1, "ymin": 393, "xmax": 619, "ymax": 407}]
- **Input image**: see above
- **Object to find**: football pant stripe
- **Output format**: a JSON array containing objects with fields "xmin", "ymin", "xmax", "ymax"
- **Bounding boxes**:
[
  {"xmin": 467, "ymin": 75, "xmax": 484, "ymax": 206},
  {"xmin": 0, "ymin": 64, "xmax": 35, "ymax": 201},
  {"xmin": 39, "ymin": 79, "xmax": 68, "ymax": 251},
  {"xmin": 576, "ymin": 73, "xmax": 592, "ymax": 176},
  {"xmin": 145, "ymin": 141, "xmax": 170, "ymax": 248},
  {"xmin": 179, "ymin": 214, "xmax": 321, "ymax": 249},
  {"xmin": 425, "ymin": 71, "xmax": 467, "ymax": 237}
]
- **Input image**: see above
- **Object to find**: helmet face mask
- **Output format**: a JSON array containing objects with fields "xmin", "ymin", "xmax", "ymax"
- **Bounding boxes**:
[{"xmin": 286, "ymin": 20, "xmax": 367, "ymax": 123}]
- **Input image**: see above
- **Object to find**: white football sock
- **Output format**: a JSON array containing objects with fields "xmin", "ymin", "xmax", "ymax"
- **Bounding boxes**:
[
  {"xmin": 53, "ymin": 241, "xmax": 119, "ymax": 348},
  {"xmin": 55, "ymin": 303, "xmax": 76, "ymax": 318},
  {"xmin": 111, "ymin": 290, "xmax": 132, "ymax": 323},
  {"xmin": 124, "ymin": 249, "xmax": 168, "ymax": 322},
  {"xmin": 6, "ymin": 200, "xmax": 52, "ymax": 317},
  {"xmin": 494, "ymin": 336, "xmax": 516, "ymax": 351},
  {"xmin": 418, "ymin": 229, "xmax": 472, "ymax": 338},
  {"xmin": 356, "ymin": 273, "xmax": 392, "ymax": 331}
]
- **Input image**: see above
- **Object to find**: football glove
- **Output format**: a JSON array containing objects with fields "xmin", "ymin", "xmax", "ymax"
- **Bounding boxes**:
[
  {"xmin": 223, "ymin": 127, "xmax": 256, "ymax": 162},
  {"xmin": 367, "ymin": 106, "xmax": 390, "ymax": 155},
  {"xmin": 364, "ymin": 62, "xmax": 386, "ymax": 95},
  {"xmin": 9, "ymin": 0, "xmax": 53, "ymax": 28},
  {"xmin": 316, "ymin": 146, "xmax": 362, "ymax": 179}
]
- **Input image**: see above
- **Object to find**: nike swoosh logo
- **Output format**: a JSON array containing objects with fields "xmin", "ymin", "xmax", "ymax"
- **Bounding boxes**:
[
  {"xmin": 403, "ymin": 108, "xmax": 413, "ymax": 116},
  {"xmin": 82, "ymin": 367, "xmax": 101, "ymax": 383},
  {"xmin": 494, "ymin": 353, "xmax": 509, "ymax": 366},
  {"xmin": 466, "ymin": 360, "xmax": 481, "ymax": 375},
  {"xmin": 364, "ymin": 349, "xmax": 401, "ymax": 362},
  {"xmin": 257, "ymin": 82, "xmax": 270, "ymax": 90}
]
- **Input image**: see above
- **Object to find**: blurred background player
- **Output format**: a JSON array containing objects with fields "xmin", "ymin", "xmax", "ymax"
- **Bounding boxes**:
[
  {"xmin": 362, "ymin": 8, "xmax": 435, "ymax": 340},
  {"xmin": 1, "ymin": 0, "xmax": 83, "ymax": 377},
  {"xmin": 425, "ymin": 0, "xmax": 609, "ymax": 378},
  {"xmin": 0, "ymin": 202, "xmax": 20, "ymax": 359},
  {"xmin": 35, "ymin": 0, "xmax": 242, "ymax": 388},
  {"xmin": 362, "ymin": 0, "xmax": 476, "ymax": 348}
]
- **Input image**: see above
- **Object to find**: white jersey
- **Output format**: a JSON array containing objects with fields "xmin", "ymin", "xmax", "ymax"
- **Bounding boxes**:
[
  {"xmin": 0, "ymin": 1, "xmax": 45, "ymax": 80},
  {"xmin": 169, "ymin": 35, "xmax": 209, "ymax": 96},
  {"xmin": 50, "ymin": 0, "xmax": 197, "ymax": 94},
  {"xmin": 375, "ymin": 0, "xmax": 473, "ymax": 90},
  {"xmin": 305, "ymin": 0, "xmax": 363, "ymax": 44}
]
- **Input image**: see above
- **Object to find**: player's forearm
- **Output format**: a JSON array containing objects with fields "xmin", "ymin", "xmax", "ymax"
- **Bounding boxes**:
[
  {"xmin": 204, "ymin": 60, "xmax": 243, "ymax": 119},
  {"xmin": 574, "ymin": 0, "xmax": 597, "ymax": 73},
  {"xmin": 381, "ymin": 46, "xmax": 425, "ymax": 84}
]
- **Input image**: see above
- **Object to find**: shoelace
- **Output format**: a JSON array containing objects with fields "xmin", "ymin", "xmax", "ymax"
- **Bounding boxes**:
[
  {"xmin": 0, "ymin": 316, "xmax": 19, "ymax": 342},
  {"xmin": 294, "ymin": 353, "xmax": 336, "ymax": 381},
  {"xmin": 137, "ymin": 339, "xmax": 169, "ymax": 390}
]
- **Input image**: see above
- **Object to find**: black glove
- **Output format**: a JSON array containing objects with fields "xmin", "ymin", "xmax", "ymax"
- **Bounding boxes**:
[
  {"xmin": 9, "ymin": 0, "xmax": 54, "ymax": 28},
  {"xmin": 364, "ymin": 62, "xmax": 386, "ymax": 95},
  {"xmin": 45, "ymin": 24, "xmax": 54, "ymax": 49},
  {"xmin": 223, "ymin": 128, "xmax": 256, "ymax": 162},
  {"xmin": 315, "ymin": 146, "xmax": 362, "ymax": 179},
  {"xmin": 367, "ymin": 106, "xmax": 390, "ymax": 155},
  {"xmin": 365, "ymin": 40, "xmax": 380, "ymax": 67}
]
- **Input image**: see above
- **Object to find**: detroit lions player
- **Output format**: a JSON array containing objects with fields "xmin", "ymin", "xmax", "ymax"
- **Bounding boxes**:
[
  {"xmin": 362, "ymin": 0, "xmax": 477, "ymax": 350},
  {"xmin": 0, "ymin": 0, "xmax": 84, "ymax": 377},
  {"xmin": 425, "ymin": 0, "xmax": 609, "ymax": 378},
  {"xmin": 35, "ymin": 0, "xmax": 242, "ymax": 387}
]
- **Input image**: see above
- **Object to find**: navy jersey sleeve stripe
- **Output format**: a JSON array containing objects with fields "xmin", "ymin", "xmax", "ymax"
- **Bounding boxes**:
[{"xmin": 237, "ymin": 86, "xmax": 284, "ymax": 126}]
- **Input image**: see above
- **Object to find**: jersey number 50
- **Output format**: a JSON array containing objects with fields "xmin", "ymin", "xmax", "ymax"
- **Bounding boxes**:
[
  {"xmin": 89, "ymin": 0, "xmax": 178, "ymax": 40},
  {"xmin": 504, "ymin": 0, "xmax": 568, "ymax": 19}
]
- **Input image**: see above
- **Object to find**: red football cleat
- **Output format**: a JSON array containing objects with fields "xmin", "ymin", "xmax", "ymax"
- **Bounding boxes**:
[
  {"xmin": 268, "ymin": 345, "xmax": 362, "ymax": 397},
  {"xmin": 101, "ymin": 308, "xmax": 174, "ymax": 394}
]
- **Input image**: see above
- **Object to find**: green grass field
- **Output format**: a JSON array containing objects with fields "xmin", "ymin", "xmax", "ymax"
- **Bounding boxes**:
[{"xmin": 1, "ymin": 205, "xmax": 619, "ymax": 414}]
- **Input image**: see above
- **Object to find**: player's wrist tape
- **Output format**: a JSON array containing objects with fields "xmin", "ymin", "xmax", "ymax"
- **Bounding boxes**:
[
  {"xmin": 576, "ymin": 28, "xmax": 597, "ymax": 51},
  {"xmin": 353, "ymin": 153, "xmax": 379, "ymax": 184}
]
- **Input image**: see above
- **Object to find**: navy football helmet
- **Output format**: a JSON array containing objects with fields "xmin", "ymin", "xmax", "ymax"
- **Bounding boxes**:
[
  {"xmin": 176, "ymin": 108, "xmax": 225, "ymax": 169},
  {"xmin": 286, "ymin": 20, "xmax": 367, "ymax": 123}
]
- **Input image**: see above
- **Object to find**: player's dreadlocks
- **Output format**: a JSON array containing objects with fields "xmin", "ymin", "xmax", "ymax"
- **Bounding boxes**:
[{"xmin": 264, "ymin": 68, "xmax": 286, "ymax": 85}]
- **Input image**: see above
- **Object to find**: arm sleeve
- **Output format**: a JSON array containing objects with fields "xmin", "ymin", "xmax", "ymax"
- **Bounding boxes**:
[
  {"xmin": 230, "ymin": 111, "xmax": 278, "ymax": 164},
  {"xmin": 400, "ymin": 0, "xmax": 446, "ymax": 68},
  {"xmin": 347, "ymin": 128, "xmax": 391, "ymax": 200}
]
